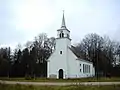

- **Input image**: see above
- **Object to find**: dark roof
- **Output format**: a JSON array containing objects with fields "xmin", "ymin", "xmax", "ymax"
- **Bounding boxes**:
[
  {"xmin": 69, "ymin": 45, "xmax": 91, "ymax": 61},
  {"xmin": 57, "ymin": 28, "xmax": 70, "ymax": 32},
  {"xmin": 69, "ymin": 45, "xmax": 83, "ymax": 58}
]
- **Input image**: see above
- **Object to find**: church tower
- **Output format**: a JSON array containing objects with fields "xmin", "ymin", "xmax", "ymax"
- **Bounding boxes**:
[
  {"xmin": 47, "ymin": 11, "xmax": 72, "ymax": 79},
  {"xmin": 56, "ymin": 11, "xmax": 71, "ymax": 49}
]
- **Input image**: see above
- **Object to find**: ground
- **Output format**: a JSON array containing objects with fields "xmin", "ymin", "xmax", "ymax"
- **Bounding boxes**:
[
  {"xmin": 0, "ymin": 77, "xmax": 120, "ymax": 82},
  {"xmin": 0, "ymin": 77, "xmax": 120, "ymax": 90},
  {"xmin": 0, "ymin": 84, "xmax": 120, "ymax": 90},
  {"xmin": 1, "ymin": 77, "xmax": 120, "ymax": 86}
]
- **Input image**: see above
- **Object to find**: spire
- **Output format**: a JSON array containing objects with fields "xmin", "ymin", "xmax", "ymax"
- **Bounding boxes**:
[{"xmin": 61, "ymin": 10, "xmax": 66, "ymax": 29}]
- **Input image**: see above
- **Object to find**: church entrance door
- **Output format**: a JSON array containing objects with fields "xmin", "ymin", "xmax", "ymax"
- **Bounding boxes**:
[{"xmin": 58, "ymin": 69, "xmax": 63, "ymax": 79}]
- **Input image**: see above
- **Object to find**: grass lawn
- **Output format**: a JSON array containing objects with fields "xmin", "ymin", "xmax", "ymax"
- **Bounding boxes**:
[
  {"xmin": 0, "ymin": 83, "xmax": 120, "ymax": 90},
  {"xmin": 0, "ymin": 77, "xmax": 120, "ymax": 82}
]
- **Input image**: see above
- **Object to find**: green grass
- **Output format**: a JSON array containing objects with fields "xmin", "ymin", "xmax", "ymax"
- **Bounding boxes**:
[
  {"xmin": 0, "ymin": 77, "xmax": 120, "ymax": 82},
  {"xmin": 0, "ymin": 83, "xmax": 120, "ymax": 90}
]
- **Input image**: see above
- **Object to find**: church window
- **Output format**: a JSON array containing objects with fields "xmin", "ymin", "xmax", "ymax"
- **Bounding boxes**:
[
  {"xmin": 61, "ymin": 33, "xmax": 64, "ymax": 37},
  {"xmin": 83, "ymin": 64, "xmax": 85, "ymax": 73},
  {"xmin": 59, "ymin": 31, "xmax": 64, "ymax": 38},
  {"xmin": 67, "ymin": 34, "xmax": 69, "ymax": 38},
  {"xmin": 59, "ymin": 32, "xmax": 64, "ymax": 38},
  {"xmin": 80, "ymin": 69, "xmax": 81, "ymax": 72},
  {"xmin": 80, "ymin": 64, "xmax": 81, "ymax": 66},
  {"xmin": 83, "ymin": 64, "xmax": 90, "ymax": 73},
  {"xmin": 59, "ymin": 34, "xmax": 61, "ymax": 38},
  {"xmin": 88, "ymin": 65, "xmax": 90, "ymax": 73},
  {"xmin": 60, "ymin": 51, "xmax": 62, "ymax": 54}
]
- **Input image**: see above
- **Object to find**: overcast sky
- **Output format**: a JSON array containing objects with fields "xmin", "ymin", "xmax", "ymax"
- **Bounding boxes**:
[{"xmin": 0, "ymin": 0, "xmax": 120, "ymax": 49}]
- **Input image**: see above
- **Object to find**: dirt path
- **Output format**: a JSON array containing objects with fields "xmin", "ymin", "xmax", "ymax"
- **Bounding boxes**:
[{"xmin": 0, "ymin": 80, "xmax": 120, "ymax": 86}]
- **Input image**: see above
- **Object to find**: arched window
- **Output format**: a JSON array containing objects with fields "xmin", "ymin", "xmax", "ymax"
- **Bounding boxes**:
[
  {"xmin": 59, "ymin": 33, "xmax": 64, "ymax": 38},
  {"xmin": 61, "ymin": 33, "xmax": 64, "ymax": 37},
  {"xmin": 67, "ymin": 34, "xmax": 69, "ymax": 38},
  {"xmin": 59, "ymin": 34, "xmax": 61, "ymax": 38},
  {"xmin": 59, "ymin": 31, "xmax": 64, "ymax": 38}
]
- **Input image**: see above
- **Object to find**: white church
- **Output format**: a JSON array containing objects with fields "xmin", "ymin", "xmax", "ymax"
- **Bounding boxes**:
[{"xmin": 47, "ymin": 12, "xmax": 95, "ymax": 79}]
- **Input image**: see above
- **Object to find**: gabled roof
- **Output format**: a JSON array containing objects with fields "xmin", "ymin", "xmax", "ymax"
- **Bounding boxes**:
[
  {"xmin": 69, "ymin": 45, "xmax": 81, "ymax": 58},
  {"xmin": 69, "ymin": 45, "xmax": 84, "ymax": 59},
  {"xmin": 69, "ymin": 45, "xmax": 92, "ymax": 63}
]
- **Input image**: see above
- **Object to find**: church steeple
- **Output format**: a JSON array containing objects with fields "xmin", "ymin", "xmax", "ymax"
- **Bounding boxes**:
[
  {"xmin": 61, "ymin": 10, "xmax": 66, "ymax": 29},
  {"xmin": 57, "ymin": 11, "xmax": 71, "ymax": 40}
]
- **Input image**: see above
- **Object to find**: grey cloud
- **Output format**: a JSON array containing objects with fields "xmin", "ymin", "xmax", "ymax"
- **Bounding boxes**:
[{"xmin": 1, "ymin": 0, "xmax": 120, "ymax": 49}]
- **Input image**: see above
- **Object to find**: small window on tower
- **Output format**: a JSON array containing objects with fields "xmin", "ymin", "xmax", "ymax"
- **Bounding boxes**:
[
  {"xmin": 60, "ymin": 51, "xmax": 62, "ymax": 54},
  {"xmin": 59, "ymin": 34, "xmax": 61, "ymax": 38},
  {"xmin": 62, "ymin": 33, "xmax": 64, "ymax": 37},
  {"xmin": 67, "ymin": 34, "xmax": 69, "ymax": 38}
]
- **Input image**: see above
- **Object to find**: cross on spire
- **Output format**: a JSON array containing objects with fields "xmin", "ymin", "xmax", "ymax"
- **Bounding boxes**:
[{"xmin": 61, "ymin": 10, "xmax": 66, "ymax": 29}]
